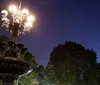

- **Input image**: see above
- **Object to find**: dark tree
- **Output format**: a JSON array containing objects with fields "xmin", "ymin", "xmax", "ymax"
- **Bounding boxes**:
[
  {"xmin": 0, "ymin": 35, "xmax": 10, "ymax": 41},
  {"xmin": 82, "ymin": 63, "xmax": 100, "ymax": 85},
  {"xmin": 46, "ymin": 41, "xmax": 97, "ymax": 85}
]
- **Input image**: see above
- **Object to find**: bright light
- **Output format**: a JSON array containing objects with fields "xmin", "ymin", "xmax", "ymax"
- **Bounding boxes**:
[
  {"xmin": 15, "ymin": 19, "xmax": 20, "ymax": 23},
  {"xmin": 27, "ymin": 15, "xmax": 35, "ymax": 22},
  {"xmin": 18, "ymin": 10, "xmax": 21, "ymax": 14},
  {"xmin": 22, "ymin": 9, "xmax": 29, "ymax": 16},
  {"xmin": 9, "ymin": 5, "xmax": 17, "ymax": 13},
  {"xmin": 1, "ymin": 4, "xmax": 36, "ymax": 35},
  {"xmin": 1, "ymin": 10, "xmax": 8, "ymax": 17},
  {"xmin": 2, "ymin": 17, "xmax": 8, "ymax": 21},
  {"xmin": 25, "ymin": 22, "xmax": 33, "ymax": 28}
]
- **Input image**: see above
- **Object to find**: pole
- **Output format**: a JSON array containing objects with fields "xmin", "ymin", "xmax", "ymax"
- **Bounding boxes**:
[{"xmin": 12, "ymin": 25, "xmax": 18, "ymax": 42}]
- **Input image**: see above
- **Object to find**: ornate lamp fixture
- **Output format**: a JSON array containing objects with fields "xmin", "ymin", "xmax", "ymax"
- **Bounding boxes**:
[
  {"xmin": 0, "ymin": 3, "xmax": 35, "ymax": 85},
  {"xmin": 1, "ymin": 4, "xmax": 35, "ymax": 41}
]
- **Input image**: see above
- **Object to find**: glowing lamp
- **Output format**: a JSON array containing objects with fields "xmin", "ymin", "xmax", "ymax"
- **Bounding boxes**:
[
  {"xmin": 15, "ymin": 19, "xmax": 20, "ymax": 23},
  {"xmin": 27, "ymin": 15, "xmax": 35, "ymax": 22},
  {"xmin": 22, "ymin": 9, "xmax": 29, "ymax": 16},
  {"xmin": 1, "ymin": 4, "xmax": 35, "ymax": 37},
  {"xmin": 25, "ymin": 22, "xmax": 32, "ymax": 28},
  {"xmin": 2, "ymin": 17, "xmax": 8, "ymax": 21},
  {"xmin": 1, "ymin": 10, "xmax": 8, "ymax": 17},
  {"xmin": 9, "ymin": 5, "xmax": 17, "ymax": 13}
]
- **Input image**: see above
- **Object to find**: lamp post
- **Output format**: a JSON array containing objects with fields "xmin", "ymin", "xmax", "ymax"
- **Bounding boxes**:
[
  {"xmin": 0, "ymin": 4, "xmax": 35, "ymax": 85},
  {"xmin": 1, "ymin": 5, "xmax": 35, "ymax": 41}
]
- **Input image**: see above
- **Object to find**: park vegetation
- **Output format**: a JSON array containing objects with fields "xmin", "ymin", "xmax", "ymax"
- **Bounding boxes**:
[{"xmin": 0, "ymin": 35, "xmax": 100, "ymax": 85}]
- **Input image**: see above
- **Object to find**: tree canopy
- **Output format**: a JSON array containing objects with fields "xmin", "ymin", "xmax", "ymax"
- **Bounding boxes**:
[
  {"xmin": 18, "ymin": 52, "xmax": 37, "ymax": 85},
  {"xmin": 40, "ymin": 41, "xmax": 99, "ymax": 85},
  {"xmin": 0, "ymin": 35, "xmax": 100, "ymax": 85}
]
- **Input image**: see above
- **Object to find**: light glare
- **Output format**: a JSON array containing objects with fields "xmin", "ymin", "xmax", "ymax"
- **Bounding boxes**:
[
  {"xmin": 9, "ymin": 5, "xmax": 17, "ymax": 13},
  {"xmin": 1, "ymin": 10, "xmax": 8, "ymax": 17},
  {"xmin": 22, "ymin": 9, "xmax": 29, "ymax": 16},
  {"xmin": 1, "ymin": 4, "xmax": 36, "ymax": 35},
  {"xmin": 25, "ymin": 22, "xmax": 33, "ymax": 28},
  {"xmin": 2, "ymin": 17, "xmax": 8, "ymax": 21},
  {"xmin": 27, "ymin": 15, "xmax": 35, "ymax": 22}
]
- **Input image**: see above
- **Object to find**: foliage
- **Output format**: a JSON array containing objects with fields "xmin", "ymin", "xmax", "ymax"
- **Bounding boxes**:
[
  {"xmin": 44, "ymin": 41, "xmax": 97, "ymax": 85},
  {"xmin": 82, "ymin": 63, "xmax": 100, "ymax": 85},
  {"xmin": 0, "ymin": 35, "xmax": 100, "ymax": 85},
  {"xmin": 17, "ymin": 52, "xmax": 37, "ymax": 85},
  {"xmin": 36, "ymin": 65, "xmax": 50, "ymax": 85},
  {"xmin": 0, "ymin": 35, "xmax": 10, "ymax": 42}
]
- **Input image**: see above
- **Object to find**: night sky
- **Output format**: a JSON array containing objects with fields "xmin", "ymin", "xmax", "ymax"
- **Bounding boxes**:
[{"xmin": 0, "ymin": 0, "xmax": 100, "ymax": 65}]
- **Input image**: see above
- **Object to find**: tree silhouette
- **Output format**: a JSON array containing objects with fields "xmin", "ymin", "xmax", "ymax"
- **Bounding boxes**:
[{"xmin": 46, "ymin": 41, "xmax": 97, "ymax": 85}]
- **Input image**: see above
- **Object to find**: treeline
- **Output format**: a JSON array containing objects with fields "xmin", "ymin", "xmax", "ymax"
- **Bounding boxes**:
[
  {"xmin": 0, "ymin": 36, "xmax": 100, "ymax": 85},
  {"xmin": 37, "ymin": 42, "xmax": 100, "ymax": 85}
]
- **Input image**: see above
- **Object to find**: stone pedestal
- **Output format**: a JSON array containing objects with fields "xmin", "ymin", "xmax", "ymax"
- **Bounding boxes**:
[
  {"xmin": 0, "ymin": 57, "xmax": 32, "ymax": 85},
  {"xmin": 0, "ymin": 41, "xmax": 32, "ymax": 85}
]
